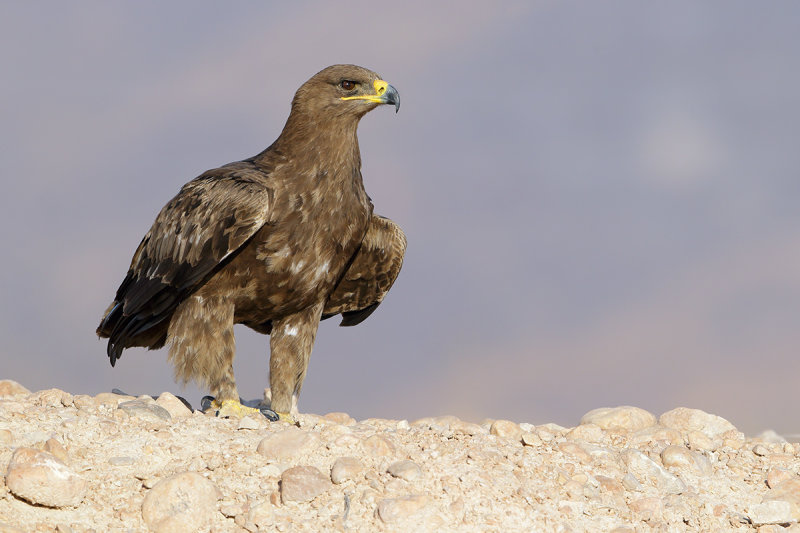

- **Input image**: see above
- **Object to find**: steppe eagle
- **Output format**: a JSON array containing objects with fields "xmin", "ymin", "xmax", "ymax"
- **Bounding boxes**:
[{"xmin": 97, "ymin": 64, "xmax": 405, "ymax": 420}]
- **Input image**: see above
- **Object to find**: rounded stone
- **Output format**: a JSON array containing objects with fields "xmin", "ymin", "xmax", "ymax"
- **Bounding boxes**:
[
  {"xmin": 766, "ymin": 468, "xmax": 793, "ymax": 489},
  {"xmin": 580, "ymin": 406, "xmax": 657, "ymax": 432},
  {"xmin": 155, "ymin": 392, "xmax": 192, "ymax": 419},
  {"xmin": 522, "ymin": 432, "xmax": 542, "ymax": 447},
  {"xmin": 763, "ymin": 479, "xmax": 800, "ymax": 521},
  {"xmin": 280, "ymin": 466, "xmax": 330, "ymax": 503},
  {"xmin": 749, "ymin": 501, "xmax": 794, "ymax": 526},
  {"xmin": 377, "ymin": 494, "xmax": 429, "ymax": 523},
  {"xmin": 490, "ymin": 420, "xmax": 523, "ymax": 441},
  {"xmin": 118, "ymin": 400, "xmax": 171, "ymax": 423},
  {"xmin": 566, "ymin": 423, "xmax": 606, "ymax": 443},
  {"xmin": 247, "ymin": 500, "xmax": 274, "ymax": 528},
  {"xmin": 257, "ymin": 427, "xmax": 317, "ymax": 459},
  {"xmin": 660, "ymin": 445, "xmax": 711, "ymax": 476},
  {"xmin": 331, "ymin": 456, "xmax": 364, "ymax": 484},
  {"xmin": 621, "ymin": 449, "xmax": 685, "ymax": 495},
  {"xmin": 280, "ymin": 465, "xmax": 330, "ymax": 503},
  {"xmin": 141, "ymin": 472, "xmax": 219, "ymax": 532},
  {"xmin": 5, "ymin": 447, "xmax": 86, "ymax": 508},
  {"xmin": 658, "ymin": 408, "xmax": 736, "ymax": 438},
  {"xmin": 0, "ymin": 380, "xmax": 30, "ymax": 397},
  {"xmin": 361, "ymin": 434, "xmax": 396, "ymax": 457},
  {"xmin": 323, "ymin": 412, "xmax": 356, "ymax": 425},
  {"xmin": 43, "ymin": 438, "xmax": 69, "ymax": 464},
  {"xmin": 687, "ymin": 430, "xmax": 719, "ymax": 451},
  {"xmin": 387, "ymin": 460, "xmax": 422, "ymax": 481}
]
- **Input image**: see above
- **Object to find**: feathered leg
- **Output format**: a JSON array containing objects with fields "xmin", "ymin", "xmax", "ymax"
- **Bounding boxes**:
[
  {"xmin": 167, "ymin": 294, "xmax": 238, "ymax": 400},
  {"xmin": 269, "ymin": 301, "xmax": 324, "ymax": 417}
]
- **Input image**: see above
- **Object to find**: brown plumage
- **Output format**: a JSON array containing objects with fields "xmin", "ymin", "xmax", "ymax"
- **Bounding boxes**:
[{"xmin": 97, "ymin": 64, "xmax": 405, "ymax": 416}]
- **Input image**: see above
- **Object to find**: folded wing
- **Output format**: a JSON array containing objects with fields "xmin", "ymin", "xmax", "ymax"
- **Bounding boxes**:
[
  {"xmin": 323, "ymin": 215, "xmax": 407, "ymax": 326},
  {"xmin": 97, "ymin": 163, "xmax": 273, "ymax": 364}
]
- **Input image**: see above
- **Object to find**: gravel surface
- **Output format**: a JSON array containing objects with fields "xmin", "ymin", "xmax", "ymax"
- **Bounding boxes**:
[{"xmin": 1, "ymin": 379, "xmax": 799, "ymax": 532}]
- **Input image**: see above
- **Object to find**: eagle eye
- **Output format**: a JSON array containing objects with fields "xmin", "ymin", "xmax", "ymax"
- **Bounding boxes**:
[{"xmin": 340, "ymin": 80, "xmax": 357, "ymax": 91}]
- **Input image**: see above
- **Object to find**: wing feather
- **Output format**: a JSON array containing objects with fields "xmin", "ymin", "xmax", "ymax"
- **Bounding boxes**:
[
  {"xmin": 98, "ymin": 162, "xmax": 273, "ymax": 364},
  {"xmin": 322, "ymin": 215, "xmax": 406, "ymax": 326}
]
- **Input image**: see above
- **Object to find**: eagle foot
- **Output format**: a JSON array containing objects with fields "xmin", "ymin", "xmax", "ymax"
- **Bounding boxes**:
[{"xmin": 201, "ymin": 396, "xmax": 280, "ymax": 422}]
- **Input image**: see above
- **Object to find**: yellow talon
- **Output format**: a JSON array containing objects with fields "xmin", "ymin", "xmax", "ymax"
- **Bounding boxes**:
[
  {"xmin": 201, "ymin": 396, "xmax": 288, "ymax": 422},
  {"xmin": 215, "ymin": 399, "xmax": 263, "ymax": 418},
  {"xmin": 275, "ymin": 411, "xmax": 296, "ymax": 423}
]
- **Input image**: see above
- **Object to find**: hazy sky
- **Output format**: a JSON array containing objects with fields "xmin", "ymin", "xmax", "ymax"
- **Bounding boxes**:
[{"xmin": 2, "ymin": 1, "xmax": 799, "ymax": 435}]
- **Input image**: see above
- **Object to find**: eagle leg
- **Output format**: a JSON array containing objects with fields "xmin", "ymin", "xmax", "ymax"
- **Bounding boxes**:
[
  {"xmin": 268, "ymin": 302, "xmax": 324, "ymax": 415},
  {"xmin": 167, "ymin": 294, "xmax": 240, "ymax": 401}
]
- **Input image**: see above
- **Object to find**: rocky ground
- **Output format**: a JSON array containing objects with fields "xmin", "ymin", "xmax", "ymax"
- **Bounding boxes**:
[{"xmin": 1, "ymin": 379, "xmax": 799, "ymax": 533}]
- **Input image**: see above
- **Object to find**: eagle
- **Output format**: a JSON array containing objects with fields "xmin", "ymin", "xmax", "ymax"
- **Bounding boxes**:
[{"xmin": 97, "ymin": 64, "xmax": 406, "ymax": 421}]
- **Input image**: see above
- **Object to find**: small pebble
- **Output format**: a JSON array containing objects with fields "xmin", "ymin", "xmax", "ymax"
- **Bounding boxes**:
[
  {"xmin": 95, "ymin": 392, "xmax": 133, "ymax": 407},
  {"xmin": 0, "ymin": 380, "xmax": 31, "ymax": 396},
  {"xmin": 323, "ymin": 412, "xmax": 356, "ymax": 425},
  {"xmin": 687, "ymin": 430, "xmax": 718, "ymax": 451},
  {"xmin": 361, "ymin": 434, "xmax": 396, "ymax": 457},
  {"xmin": 247, "ymin": 500, "xmax": 274, "ymax": 528},
  {"xmin": 522, "ymin": 432, "xmax": 542, "ymax": 447},
  {"xmin": 257, "ymin": 427, "xmax": 317, "ymax": 459},
  {"xmin": 280, "ymin": 465, "xmax": 330, "ymax": 503},
  {"xmin": 629, "ymin": 496, "xmax": 662, "ymax": 521},
  {"xmin": 659, "ymin": 408, "xmax": 736, "ymax": 438},
  {"xmin": 621, "ymin": 450, "xmax": 685, "ymax": 494},
  {"xmin": 118, "ymin": 400, "xmax": 171, "ymax": 422},
  {"xmin": 595, "ymin": 475, "xmax": 624, "ymax": 496},
  {"xmin": 754, "ymin": 444, "xmax": 771, "ymax": 457},
  {"xmin": 763, "ymin": 479, "xmax": 800, "ymax": 521},
  {"xmin": 72, "ymin": 395, "xmax": 95, "ymax": 410},
  {"xmin": 377, "ymin": 494, "xmax": 429, "ymax": 523},
  {"xmin": 43, "ymin": 438, "xmax": 69, "ymax": 463},
  {"xmin": 142, "ymin": 472, "xmax": 218, "ymax": 532},
  {"xmin": 766, "ymin": 468, "xmax": 793, "ymax": 489},
  {"xmin": 451, "ymin": 420, "xmax": 483, "ymax": 435},
  {"xmin": 566, "ymin": 423, "xmax": 606, "ymax": 443},
  {"xmin": 388, "ymin": 460, "xmax": 422, "ymax": 481},
  {"xmin": 557, "ymin": 441, "xmax": 592, "ymax": 463},
  {"xmin": 660, "ymin": 445, "xmax": 711, "ymax": 476},
  {"xmin": 490, "ymin": 420, "xmax": 523, "ymax": 441},
  {"xmin": 0, "ymin": 429, "xmax": 13, "ymax": 445},
  {"xmin": 580, "ymin": 406, "xmax": 656, "ymax": 432},
  {"xmin": 748, "ymin": 500, "xmax": 794, "ymax": 525},
  {"xmin": 330, "ymin": 456, "xmax": 364, "ymax": 484},
  {"xmin": 237, "ymin": 416, "xmax": 263, "ymax": 430},
  {"xmin": 155, "ymin": 392, "xmax": 192, "ymax": 419}
]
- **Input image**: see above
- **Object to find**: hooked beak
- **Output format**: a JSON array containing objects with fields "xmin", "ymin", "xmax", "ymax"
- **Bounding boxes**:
[{"xmin": 341, "ymin": 79, "xmax": 400, "ymax": 113}]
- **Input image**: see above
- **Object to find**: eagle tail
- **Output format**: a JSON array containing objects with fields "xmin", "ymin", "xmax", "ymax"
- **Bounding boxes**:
[{"xmin": 97, "ymin": 295, "xmax": 172, "ymax": 366}]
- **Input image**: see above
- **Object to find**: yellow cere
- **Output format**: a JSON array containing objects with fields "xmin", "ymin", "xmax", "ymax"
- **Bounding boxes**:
[{"xmin": 341, "ymin": 79, "xmax": 389, "ymax": 103}]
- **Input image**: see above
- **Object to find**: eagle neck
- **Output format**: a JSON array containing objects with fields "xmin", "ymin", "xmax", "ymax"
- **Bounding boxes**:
[{"xmin": 259, "ymin": 111, "xmax": 362, "ymax": 173}]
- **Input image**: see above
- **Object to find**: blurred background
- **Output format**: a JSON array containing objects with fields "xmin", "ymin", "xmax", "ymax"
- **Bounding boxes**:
[{"xmin": 2, "ymin": 1, "xmax": 799, "ymax": 436}]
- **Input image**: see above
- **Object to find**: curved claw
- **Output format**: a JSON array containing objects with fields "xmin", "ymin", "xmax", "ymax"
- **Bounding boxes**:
[{"xmin": 259, "ymin": 408, "xmax": 280, "ymax": 422}]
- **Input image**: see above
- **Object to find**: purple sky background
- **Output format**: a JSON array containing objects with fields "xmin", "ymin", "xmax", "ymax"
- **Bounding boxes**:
[{"xmin": 2, "ymin": 2, "xmax": 799, "ymax": 435}]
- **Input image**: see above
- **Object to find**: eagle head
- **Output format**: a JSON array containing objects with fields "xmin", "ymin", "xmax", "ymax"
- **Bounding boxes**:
[{"xmin": 291, "ymin": 64, "xmax": 400, "ymax": 118}]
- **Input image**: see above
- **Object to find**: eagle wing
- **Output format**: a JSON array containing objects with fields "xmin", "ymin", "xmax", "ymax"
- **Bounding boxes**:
[
  {"xmin": 98, "ymin": 162, "xmax": 273, "ymax": 363},
  {"xmin": 323, "ymin": 215, "xmax": 407, "ymax": 326}
]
